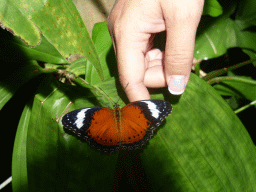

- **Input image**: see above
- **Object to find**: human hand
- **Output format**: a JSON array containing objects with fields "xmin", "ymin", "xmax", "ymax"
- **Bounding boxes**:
[{"xmin": 107, "ymin": 0, "xmax": 204, "ymax": 102}]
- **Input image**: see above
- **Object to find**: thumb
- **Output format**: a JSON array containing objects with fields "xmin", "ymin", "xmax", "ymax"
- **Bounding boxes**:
[{"xmin": 161, "ymin": 0, "xmax": 204, "ymax": 95}]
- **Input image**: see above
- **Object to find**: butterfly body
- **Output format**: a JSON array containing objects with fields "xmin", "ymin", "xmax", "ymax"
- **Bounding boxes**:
[{"xmin": 62, "ymin": 100, "xmax": 172, "ymax": 152}]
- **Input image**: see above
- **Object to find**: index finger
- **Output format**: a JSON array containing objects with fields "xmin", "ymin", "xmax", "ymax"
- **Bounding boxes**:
[
  {"xmin": 116, "ymin": 35, "xmax": 151, "ymax": 102},
  {"xmin": 107, "ymin": 9, "xmax": 152, "ymax": 102},
  {"xmin": 107, "ymin": 0, "xmax": 165, "ymax": 102}
]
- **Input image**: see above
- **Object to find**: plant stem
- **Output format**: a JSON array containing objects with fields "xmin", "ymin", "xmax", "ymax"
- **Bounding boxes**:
[
  {"xmin": 72, "ymin": 75, "xmax": 94, "ymax": 89},
  {"xmin": 0, "ymin": 176, "xmax": 12, "ymax": 190},
  {"xmin": 203, "ymin": 58, "xmax": 256, "ymax": 81},
  {"xmin": 207, "ymin": 76, "xmax": 256, "ymax": 85},
  {"xmin": 195, "ymin": 62, "xmax": 200, "ymax": 76},
  {"xmin": 235, "ymin": 100, "xmax": 256, "ymax": 114}
]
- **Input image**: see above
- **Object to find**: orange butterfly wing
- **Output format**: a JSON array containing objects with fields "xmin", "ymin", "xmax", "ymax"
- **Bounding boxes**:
[
  {"xmin": 120, "ymin": 104, "xmax": 150, "ymax": 145},
  {"xmin": 86, "ymin": 108, "xmax": 120, "ymax": 146},
  {"xmin": 120, "ymin": 100, "xmax": 172, "ymax": 149}
]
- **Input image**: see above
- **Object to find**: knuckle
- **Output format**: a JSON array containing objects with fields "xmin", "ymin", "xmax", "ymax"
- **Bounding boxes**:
[{"xmin": 164, "ymin": 52, "xmax": 193, "ymax": 74}]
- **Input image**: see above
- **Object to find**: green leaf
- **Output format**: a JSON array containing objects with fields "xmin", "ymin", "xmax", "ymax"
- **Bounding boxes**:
[
  {"xmin": 85, "ymin": 21, "xmax": 116, "ymax": 85},
  {"xmin": 68, "ymin": 21, "xmax": 116, "ymax": 85},
  {"xmin": 236, "ymin": 0, "xmax": 256, "ymax": 20},
  {"xmin": 195, "ymin": 4, "xmax": 256, "ymax": 63},
  {"xmin": 16, "ymin": 73, "xmax": 256, "ymax": 191},
  {"xmin": 0, "ymin": 0, "xmax": 103, "ymax": 80},
  {"xmin": 203, "ymin": 0, "xmax": 223, "ymax": 17},
  {"xmin": 12, "ymin": 102, "xmax": 31, "ymax": 192},
  {"xmin": 140, "ymin": 73, "xmax": 256, "ymax": 191},
  {"xmin": 25, "ymin": 75, "xmax": 117, "ymax": 192},
  {"xmin": 12, "ymin": 35, "xmax": 67, "ymax": 64},
  {"xmin": 0, "ymin": 61, "xmax": 44, "ymax": 110},
  {"xmin": 0, "ymin": 0, "xmax": 41, "ymax": 46}
]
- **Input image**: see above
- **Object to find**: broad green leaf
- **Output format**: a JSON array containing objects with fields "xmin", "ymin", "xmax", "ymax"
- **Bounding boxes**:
[
  {"xmin": 203, "ymin": 0, "xmax": 223, "ymax": 17},
  {"xmin": 0, "ymin": 61, "xmax": 44, "ymax": 110},
  {"xmin": 0, "ymin": 0, "xmax": 40, "ymax": 46},
  {"xmin": 12, "ymin": 102, "xmax": 32, "ymax": 192},
  {"xmin": 236, "ymin": 0, "xmax": 256, "ymax": 20},
  {"xmin": 0, "ymin": 0, "xmax": 103, "ymax": 80},
  {"xmin": 0, "ymin": 27, "xmax": 66, "ymax": 63},
  {"xmin": 11, "ymin": 34, "xmax": 67, "ymax": 64},
  {"xmin": 85, "ymin": 21, "xmax": 116, "ymax": 85},
  {"xmin": 195, "ymin": 4, "xmax": 256, "ymax": 63},
  {"xmin": 20, "ymin": 73, "xmax": 256, "ymax": 191},
  {"xmin": 25, "ymin": 75, "xmax": 117, "ymax": 192},
  {"xmin": 140, "ymin": 73, "xmax": 256, "ymax": 191}
]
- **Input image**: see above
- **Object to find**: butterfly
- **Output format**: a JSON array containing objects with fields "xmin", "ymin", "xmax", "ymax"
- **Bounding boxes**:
[{"xmin": 62, "ymin": 100, "xmax": 172, "ymax": 153}]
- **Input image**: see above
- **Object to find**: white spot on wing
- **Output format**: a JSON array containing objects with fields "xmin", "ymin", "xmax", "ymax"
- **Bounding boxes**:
[
  {"xmin": 141, "ymin": 101, "xmax": 160, "ymax": 119},
  {"xmin": 75, "ymin": 108, "xmax": 91, "ymax": 129}
]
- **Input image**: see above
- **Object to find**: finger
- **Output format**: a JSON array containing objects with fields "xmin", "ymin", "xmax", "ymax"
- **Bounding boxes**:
[
  {"xmin": 160, "ymin": 0, "xmax": 204, "ymax": 95},
  {"xmin": 144, "ymin": 49, "xmax": 166, "ymax": 88},
  {"xmin": 107, "ymin": 0, "xmax": 166, "ymax": 101},
  {"xmin": 117, "ymin": 38, "xmax": 151, "ymax": 102},
  {"xmin": 107, "ymin": 1, "xmax": 156, "ymax": 102}
]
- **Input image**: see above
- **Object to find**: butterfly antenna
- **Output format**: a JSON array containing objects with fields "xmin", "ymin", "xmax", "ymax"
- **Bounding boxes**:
[
  {"xmin": 95, "ymin": 85, "xmax": 116, "ymax": 108},
  {"xmin": 115, "ymin": 82, "xmax": 129, "ymax": 105}
]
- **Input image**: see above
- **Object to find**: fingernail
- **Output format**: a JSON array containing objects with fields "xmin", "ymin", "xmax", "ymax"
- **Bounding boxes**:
[{"xmin": 168, "ymin": 75, "xmax": 186, "ymax": 95}]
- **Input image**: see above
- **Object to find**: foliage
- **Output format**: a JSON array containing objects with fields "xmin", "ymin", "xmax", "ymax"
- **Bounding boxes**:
[{"xmin": 0, "ymin": 0, "xmax": 256, "ymax": 191}]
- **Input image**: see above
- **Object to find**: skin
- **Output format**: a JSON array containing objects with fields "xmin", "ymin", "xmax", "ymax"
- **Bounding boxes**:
[{"xmin": 107, "ymin": 0, "xmax": 204, "ymax": 102}]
